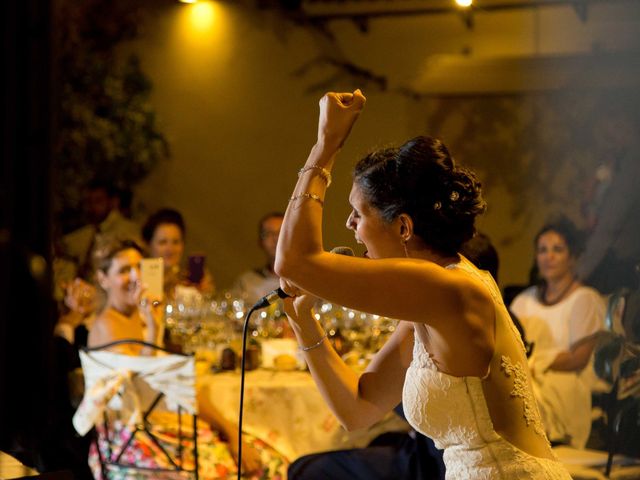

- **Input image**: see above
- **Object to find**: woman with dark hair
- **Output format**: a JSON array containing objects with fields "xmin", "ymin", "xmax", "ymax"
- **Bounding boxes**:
[
  {"xmin": 276, "ymin": 91, "xmax": 571, "ymax": 479},
  {"xmin": 141, "ymin": 208, "xmax": 214, "ymax": 299},
  {"xmin": 511, "ymin": 216, "xmax": 605, "ymax": 449}
]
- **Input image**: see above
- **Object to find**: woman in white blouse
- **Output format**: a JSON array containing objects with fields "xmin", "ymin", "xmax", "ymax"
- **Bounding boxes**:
[{"xmin": 511, "ymin": 216, "xmax": 605, "ymax": 449}]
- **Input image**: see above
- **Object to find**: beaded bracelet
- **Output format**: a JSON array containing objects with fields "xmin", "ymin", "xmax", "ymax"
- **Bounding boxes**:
[
  {"xmin": 298, "ymin": 165, "xmax": 332, "ymax": 188},
  {"xmin": 289, "ymin": 193, "xmax": 324, "ymax": 206},
  {"xmin": 299, "ymin": 331, "xmax": 328, "ymax": 352}
]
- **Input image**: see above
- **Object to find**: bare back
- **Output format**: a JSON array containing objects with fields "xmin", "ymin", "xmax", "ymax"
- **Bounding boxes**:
[{"xmin": 402, "ymin": 258, "xmax": 569, "ymax": 479}]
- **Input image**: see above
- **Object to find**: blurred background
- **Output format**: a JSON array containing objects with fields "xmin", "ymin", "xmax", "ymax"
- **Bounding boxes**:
[
  {"xmin": 2, "ymin": 0, "xmax": 639, "ymax": 474},
  {"xmin": 44, "ymin": 0, "xmax": 640, "ymax": 289}
]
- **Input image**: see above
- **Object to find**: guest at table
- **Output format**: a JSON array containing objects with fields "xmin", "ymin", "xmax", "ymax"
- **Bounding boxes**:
[
  {"xmin": 141, "ymin": 207, "xmax": 215, "ymax": 300},
  {"xmin": 85, "ymin": 236, "xmax": 285, "ymax": 478},
  {"xmin": 87, "ymin": 237, "xmax": 164, "ymax": 353},
  {"xmin": 28, "ymin": 253, "xmax": 101, "ymax": 478},
  {"xmin": 60, "ymin": 179, "xmax": 141, "ymax": 281},
  {"xmin": 55, "ymin": 277, "xmax": 97, "ymax": 350},
  {"xmin": 277, "ymin": 90, "xmax": 571, "ymax": 479},
  {"xmin": 44, "ymin": 279, "xmax": 97, "ymax": 479},
  {"xmin": 510, "ymin": 215, "xmax": 606, "ymax": 448},
  {"xmin": 232, "ymin": 211, "xmax": 284, "ymax": 307}
]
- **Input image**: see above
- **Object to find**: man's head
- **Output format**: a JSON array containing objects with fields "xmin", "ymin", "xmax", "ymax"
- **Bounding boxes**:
[
  {"xmin": 84, "ymin": 180, "xmax": 118, "ymax": 225},
  {"xmin": 258, "ymin": 212, "xmax": 284, "ymax": 266}
]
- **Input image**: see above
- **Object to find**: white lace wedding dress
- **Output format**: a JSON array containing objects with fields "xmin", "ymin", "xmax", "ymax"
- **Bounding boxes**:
[{"xmin": 402, "ymin": 258, "xmax": 572, "ymax": 479}]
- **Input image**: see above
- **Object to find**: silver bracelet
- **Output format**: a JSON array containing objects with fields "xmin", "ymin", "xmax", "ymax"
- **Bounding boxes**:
[{"xmin": 299, "ymin": 331, "xmax": 328, "ymax": 352}]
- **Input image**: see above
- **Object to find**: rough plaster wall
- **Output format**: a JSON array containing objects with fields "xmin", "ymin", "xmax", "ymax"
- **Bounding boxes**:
[{"xmin": 129, "ymin": 2, "xmax": 640, "ymax": 291}]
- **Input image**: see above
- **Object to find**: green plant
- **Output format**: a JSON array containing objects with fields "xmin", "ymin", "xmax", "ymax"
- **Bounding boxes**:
[{"xmin": 54, "ymin": 0, "xmax": 169, "ymax": 232}]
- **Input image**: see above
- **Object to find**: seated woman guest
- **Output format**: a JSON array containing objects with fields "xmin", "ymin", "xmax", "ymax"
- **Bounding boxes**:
[
  {"xmin": 276, "ymin": 90, "xmax": 571, "ymax": 479},
  {"xmin": 141, "ymin": 208, "xmax": 215, "ymax": 300},
  {"xmin": 510, "ymin": 216, "xmax": 605, "ymax": 449},
  {"xmin": 86, "ymin": 236, "xmax": 286, "ymax": 478}
]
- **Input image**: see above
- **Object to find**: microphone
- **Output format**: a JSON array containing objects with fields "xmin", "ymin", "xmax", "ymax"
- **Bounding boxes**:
[
  {"xmin": 251, "ymin": 246, "xmax": 355, "ymax": 309},
  {"xmin": 251, "ymin": 287, "xmax": 289, "ymax": 309}
]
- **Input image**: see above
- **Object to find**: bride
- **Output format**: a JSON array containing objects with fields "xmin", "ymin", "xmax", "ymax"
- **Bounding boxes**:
[{"xmin": 275, "ymin": 90, "xmax": 572, "ymax": 479}]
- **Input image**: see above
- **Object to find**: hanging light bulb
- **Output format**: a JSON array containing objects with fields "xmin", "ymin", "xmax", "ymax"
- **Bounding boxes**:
[{"xmin": 455, "ymin": 0, "xmax": 473, "ymax": 7}]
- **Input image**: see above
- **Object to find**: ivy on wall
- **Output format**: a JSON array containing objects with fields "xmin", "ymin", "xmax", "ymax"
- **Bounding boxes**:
[
  {"xmin": 53, "ymin": 0, "xmax": 169, "ymax": 232},
  {"xmin": 421, "ymin": 89, "xmax": 639, "ymax": 236}
]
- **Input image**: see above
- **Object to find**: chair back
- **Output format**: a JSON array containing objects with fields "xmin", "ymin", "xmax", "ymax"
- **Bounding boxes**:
[
  {"xmin": 592, "ymin": 292, "xmax": 640, "ymax": 476},
  {"xmin": 73, "ymin": 339, "xmax": 199, "ymax": 479}
]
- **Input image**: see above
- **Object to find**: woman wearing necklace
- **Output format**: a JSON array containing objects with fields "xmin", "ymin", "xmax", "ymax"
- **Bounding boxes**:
[{"xmin": 510, "ymin": 216, "xmax": 605, "ymax": 449}]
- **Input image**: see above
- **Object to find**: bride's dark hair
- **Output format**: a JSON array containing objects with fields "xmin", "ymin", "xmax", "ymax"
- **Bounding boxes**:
[{"xmin": 353, "ymin": 136, "xmax": 486, "ymax": 256}]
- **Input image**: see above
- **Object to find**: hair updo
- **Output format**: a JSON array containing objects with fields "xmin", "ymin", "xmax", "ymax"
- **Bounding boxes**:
[{"xmin": 353, "ymin": 136, "xmax": 486, "ymax": 256}]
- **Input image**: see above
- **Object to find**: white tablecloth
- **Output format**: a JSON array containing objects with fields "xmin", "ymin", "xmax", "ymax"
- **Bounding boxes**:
[{"xmin": 197, "ymin": 367, "xmax": 410, "ymax": 461}]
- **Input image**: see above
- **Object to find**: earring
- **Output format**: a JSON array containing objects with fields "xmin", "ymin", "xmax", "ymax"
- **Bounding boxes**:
[{"xmin": 402, "ymin": 238, "xmax": 409, "ymax": 258}]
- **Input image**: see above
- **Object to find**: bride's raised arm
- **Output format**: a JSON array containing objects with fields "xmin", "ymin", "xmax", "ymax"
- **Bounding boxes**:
[{"xmin": 275, "ymin": 91, "xmax": 490, "ymax": 329}]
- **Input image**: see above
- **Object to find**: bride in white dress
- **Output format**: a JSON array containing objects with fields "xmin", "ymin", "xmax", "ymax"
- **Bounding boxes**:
[{"xmin": 275, "ymin": 90, "xmax": 572, "ymax": 479}]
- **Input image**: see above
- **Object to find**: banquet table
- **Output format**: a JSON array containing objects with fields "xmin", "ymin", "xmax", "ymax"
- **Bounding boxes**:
[{"xmin": 197, "ymin": 366, "xmax": 411, "ymax": 461}]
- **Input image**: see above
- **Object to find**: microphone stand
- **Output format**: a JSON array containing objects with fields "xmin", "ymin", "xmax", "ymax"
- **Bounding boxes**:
[
  {"xmin": 234, "ymin": 251, "xmax": 350, "ymax": 478},
  {"xmin": 236, "ymin": 289, "xmax": 288, "ymax": 478},
  {"xmin": 236, "ymin": 304, "xmax": 260, "ymax": 480}
]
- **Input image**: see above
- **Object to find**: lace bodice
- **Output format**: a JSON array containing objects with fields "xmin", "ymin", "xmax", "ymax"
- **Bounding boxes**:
[{"xmin": 401, "ymin": 258, "xmax": 571, "ymax": 479}]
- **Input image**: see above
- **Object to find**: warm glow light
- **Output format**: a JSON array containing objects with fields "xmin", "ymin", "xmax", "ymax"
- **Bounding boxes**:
[
  {"xmin": 169, "ymin": 0, "xmax": 231, "ymax": 82},
  {"xmin": 179, "ymin": 0, "xmax": 198, "ymax": 4},
  {"xmin": 190, "ymin": 2, "xmax": 216, "ymax": 31},
  {"xmin": 455, "ymin": 0, "xmax": 473, "ymax": 6}
]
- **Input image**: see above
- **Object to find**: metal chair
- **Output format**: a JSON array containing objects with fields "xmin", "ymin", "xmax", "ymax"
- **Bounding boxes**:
[
  {"xmin": 592, "ymin": 289, "xmax": 640, "ymax": 477},
  {"xmin": 73, "ymin": 339, "xmax": 199, "ymax": 479}
]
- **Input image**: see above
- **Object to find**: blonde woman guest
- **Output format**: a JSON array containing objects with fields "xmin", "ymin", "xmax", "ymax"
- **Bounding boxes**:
[{"xmin": 86, "ymin": 237, "xmax": 286, "ymax": 478}]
